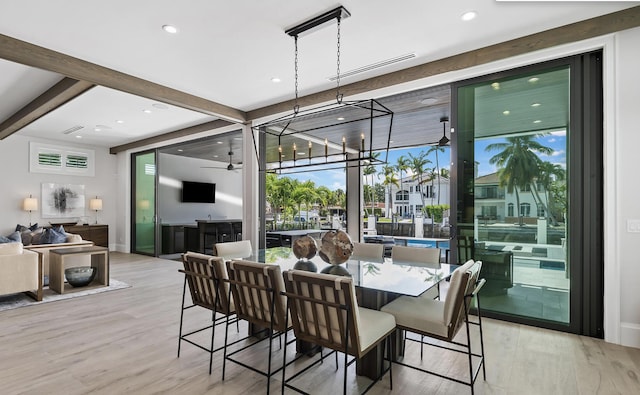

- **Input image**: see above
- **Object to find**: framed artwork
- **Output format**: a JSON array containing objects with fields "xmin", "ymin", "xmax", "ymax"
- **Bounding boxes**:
[{"xmin": 41, "ymin": 183, "xmax": 85, "ymax": 219}]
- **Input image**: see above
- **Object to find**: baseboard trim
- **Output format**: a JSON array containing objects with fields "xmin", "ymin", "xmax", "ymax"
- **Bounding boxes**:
[{"xmin": 620, "ymin": 322, "xmax": 640, "ymax": 349}]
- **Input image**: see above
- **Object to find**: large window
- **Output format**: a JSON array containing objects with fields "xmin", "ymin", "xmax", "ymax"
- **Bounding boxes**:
[
  {"xmin": 395, "ymin": 190, "xmax": 409, "ymax": 201},
  {"xmin": 454, "ymin": 52, "xmax": 604, "ymax": 337}
]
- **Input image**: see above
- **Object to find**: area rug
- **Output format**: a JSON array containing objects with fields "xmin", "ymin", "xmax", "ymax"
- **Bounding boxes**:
[{"xmin": 0, "ymin": 279, "xmax": 131, "ymax": 312}]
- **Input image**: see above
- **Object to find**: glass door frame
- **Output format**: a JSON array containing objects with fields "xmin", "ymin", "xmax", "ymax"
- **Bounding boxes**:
[{"xmin": 451, "ymin": 52, "xmax": 604, "ymax": 337}]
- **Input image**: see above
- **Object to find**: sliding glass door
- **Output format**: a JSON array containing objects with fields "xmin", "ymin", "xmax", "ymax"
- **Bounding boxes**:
[
  {"xmin": 131, "ymin": 150, "xmax": 157, "ymax": 256},
  {"xmin": 452, "ymin": 52, "xmax": 603, "ymax": 336}
]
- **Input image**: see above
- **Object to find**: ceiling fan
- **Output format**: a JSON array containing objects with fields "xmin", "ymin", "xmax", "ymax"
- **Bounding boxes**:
[
  {"xmin": 201, "ymin": 150, "xmax": 242, "ymax": 171},
  {"xmin": 433, "ymin": 116, "xmax": 450, "ymax": 147}
]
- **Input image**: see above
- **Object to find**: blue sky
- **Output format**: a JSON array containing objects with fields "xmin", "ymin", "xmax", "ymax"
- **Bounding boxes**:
[{"xmin": 280, "ymin": 130, "xmax": 566, "ymax": 189}]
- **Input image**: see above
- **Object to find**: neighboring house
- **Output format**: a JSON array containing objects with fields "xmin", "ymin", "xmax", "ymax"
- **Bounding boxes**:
[
  {"xmin": 475, "ymin": 172, "xmax": 551, "ymax": 225},
  {"xmin": 385, "ymin": 176, "xmax": 450, "ymax": 218}
]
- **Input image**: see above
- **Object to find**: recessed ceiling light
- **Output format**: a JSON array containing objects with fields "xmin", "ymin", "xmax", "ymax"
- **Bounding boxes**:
[
  {"xmin": 389, "ymin": 140, "xmax": 394, "ymax": 144},
  {"xmin": 503, "ymin": 110, "xmax": 510, "ymax": 115},
  {"xmin": 461, "ymin": 11, "xmax": 477, "ymax": 21},
  {"xmin": 298, "ymin": 152, "xmax": 306, "ymax": 156},
  {"xmin": 491, "ymin": 82, "xmax": 500, "ymax": 90},
  {"xmin": 233, "ymin": 137, "xmax": 243, "ymax": 141},
  {"xmin": 177, "ymin": 149, "xmax": 183, "ymax": 152},
  {"xmin": 94, "ymin": 128, "xmax": 101, "ymax": 132},
  {"xmin": 162, "ymin": 25, "xmax": 178, "ymax": 34},
  {"xmin": 143, "ymin": 109, "xmax": 152, "ymax": 114},
  {"xmin": 531, "ymin": 102, "xmax": 541, "ymax": 107},
  {"xmin": 271, "ymin": 77, "xmax": 281, "ymax": 83},
  {"xmin": 152, "ymin": 103, "xmax": 169, "ymax": 110},
  {"xmin": 116, "ymin": 120, "xmax": 124, "ymax": 124},
  {"xmin": 337, "ymin": 117, "xmax": 345, "ymax": 121},
  {"xmin": 75, "ymin": 135, "xmax": 82, "ymax": 139},
  {"xmin": 213, "ymin": 155, "xmax": 219, "ymax": 158},
  {"xmin": 528, "ymin": 77, "xmax": 540, "ymax": 83},
  {"xmin": 216, "ymin": 141, "xmax": 223, "ymax": 144},
  {"xmin": 533, "ymin": 120, "xmax": 542, "ymax": 124},
  {"xmin": 420, "ymin": 97, "xmax": 437, "ymax": 105}
]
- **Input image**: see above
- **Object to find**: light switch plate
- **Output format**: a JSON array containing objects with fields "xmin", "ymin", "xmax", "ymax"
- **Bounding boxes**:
[{"xmin": 627, "ymin": 219, "xmax": 640, "ymax": 233}]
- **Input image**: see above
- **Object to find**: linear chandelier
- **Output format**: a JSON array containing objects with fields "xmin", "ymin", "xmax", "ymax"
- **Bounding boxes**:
[{"xmin": 252, "ymin": 6, "xmax": 393, "ymax": 173}]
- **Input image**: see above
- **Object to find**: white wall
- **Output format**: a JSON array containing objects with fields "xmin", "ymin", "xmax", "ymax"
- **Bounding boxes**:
[
  {"xmin": 157, "ymin": 153, "xmax": 242, "ymax": 225},
  {"xmin": 615, "ymin": 26, "xmax": 640, "ymax": 348},
  {"xmin": 0, "ymin": 134, "xmax": 118, "ymax": 248}
]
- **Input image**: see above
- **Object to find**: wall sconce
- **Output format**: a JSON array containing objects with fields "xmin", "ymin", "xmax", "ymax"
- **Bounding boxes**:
[
  {"xmin": 89, "ymin": 196, "xmax": 103, "ymax": 224},
  {"xmin": 22, "ymin": 194, "xmax": 38, "ymax": 226}
]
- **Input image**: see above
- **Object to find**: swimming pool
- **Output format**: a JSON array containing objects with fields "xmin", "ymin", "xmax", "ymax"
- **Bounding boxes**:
[{"xmin": 401, "ymin": 239, "xmax": 450, "ymax": 249}]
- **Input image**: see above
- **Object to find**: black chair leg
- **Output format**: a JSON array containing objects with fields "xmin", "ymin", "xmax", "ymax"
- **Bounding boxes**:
[
  {"xmin": 209, "ymin": 310, "xmax": 216, "ymax": 374},
  {"xmin": 222, "ymin": 314, "xmax": 231, "ymax": 380},
  {"xmin": 388, "ymin": 336, "xmax": 393, "ymax": 390},
  {"xmin": 477, "ymin": 298, "xmax": 487, "ymax": 379},
  {"xmin": 177, "ymin": 277, "xmax": 187, "ymax": 357}
]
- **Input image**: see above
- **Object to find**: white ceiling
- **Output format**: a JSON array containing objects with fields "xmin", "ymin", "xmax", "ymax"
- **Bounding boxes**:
[{"xmin": 0, "ymin": 1, "xmax": 636, "ymax": 149}]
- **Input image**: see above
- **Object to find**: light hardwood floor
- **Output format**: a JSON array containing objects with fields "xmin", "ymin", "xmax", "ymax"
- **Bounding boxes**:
[{"xmin": 1, "ymin": 252, "xmax": 639, "ymax": 395}]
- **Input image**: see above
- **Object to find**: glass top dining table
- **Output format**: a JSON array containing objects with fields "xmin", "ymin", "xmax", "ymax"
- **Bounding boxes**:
[{"xmin": 248, "ymin": 247, "xmax": 455, "ymax": 297}]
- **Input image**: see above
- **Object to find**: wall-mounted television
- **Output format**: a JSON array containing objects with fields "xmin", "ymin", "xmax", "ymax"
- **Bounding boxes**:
[{"xmin": 181, "ymin": 181, "xmax": 216, "ymax": 203}]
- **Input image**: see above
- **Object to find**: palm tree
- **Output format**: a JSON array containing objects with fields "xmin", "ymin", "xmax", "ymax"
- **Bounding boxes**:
[
  {"xmin": 266, "ymin": 174, "xmax": 295, "ymax": 227},
  {"xmin": 291, "ymin": 180, "xmax": 313, "ymax": 229},
  {"xmin": 363, "ymin": 156, "xmax": 378, "ymax": 215},
  {"xmin": 300, "ymin": 180, "xmax": 318, "ymax": 227},
  {"xmin": 427, "ymin": 145, "xmax": 446, "ymax": 205},
  {"xmin": 537, "ymin": 161, "xmax": 566, "ymax": 224},
  {"xmin": 408, "ymin": 151, "xmax": 431, "ymax": 207},
  {"xmin": 316, "ymin": 185, "xmax": 332, "ymax": 218},
  {"xmin": 486, "ymin": 135, "xmax": 553, "ymax": 225},
  {"xmin": 381, "ymin": 165, "xmax": 399, "ymax": 218}
]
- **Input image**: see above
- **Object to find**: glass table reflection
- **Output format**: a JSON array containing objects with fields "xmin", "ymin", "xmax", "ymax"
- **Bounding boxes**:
[{"xmin": 252, "ymin": 247, "xmax": 452, "ymax": 298}]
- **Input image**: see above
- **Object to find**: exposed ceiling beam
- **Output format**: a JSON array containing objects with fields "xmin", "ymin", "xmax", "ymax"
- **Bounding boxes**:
[
  {"xmin": 0, "ymin": 33, "xmax": 247, "ymax": 123},
  {"xmin": 109, "ymin": 119, "xmax": 235, "ymax": 154},
  {"xmin": 247, "ymin": 6, "xmax": 640, "ymax": 121},
  {"xmin": 0, "ymin": 77, "xmax": 95, "ymax": 140}
]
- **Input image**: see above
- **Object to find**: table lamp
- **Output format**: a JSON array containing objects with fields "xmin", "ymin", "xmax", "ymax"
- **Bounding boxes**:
[
  {"xmin": 22, "ymin": 194, "xmax": 38, "ymax": 226},
  {"xmin": 89, "ymin": 196, "xmax": 103, "ymax": 224}
]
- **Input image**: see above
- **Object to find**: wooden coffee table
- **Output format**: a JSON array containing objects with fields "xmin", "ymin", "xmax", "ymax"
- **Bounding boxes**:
[{"xmin": 49, "ymin": 246, "xmax": 109, "ymax": 294}]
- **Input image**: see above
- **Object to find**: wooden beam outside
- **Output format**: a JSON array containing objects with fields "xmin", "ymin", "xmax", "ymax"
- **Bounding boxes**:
[
  {"xmin": 247, "ymin": 6, "xmax": 640, "ymax": 121},
  {"xmin": 0, "ymin": 77, "xmax": 94, "ymax": 140},
  {"xmin": 0, "ymin": 34, "xmax": 247, "ymax": 123},
  {"xmin": 109, "ymin": 119, "xmax": 234, "ymax": 154}
]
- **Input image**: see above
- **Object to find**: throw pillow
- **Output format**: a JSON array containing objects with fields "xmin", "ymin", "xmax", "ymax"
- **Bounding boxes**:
[
  {"xmin": 0, "ymin": 231, "xmax": 21, "ymax": 244},
  {"xmin": 39, "ymin": 227, "xmax": 67, "ymax": 244},
  {"xmin": 15, "ymin": 223, "xmax": 38, "ymax": 232},
  {"xmin": 66, "ymin": 233, "xmax": 83, "ymax": 243},
  {"xmin": 30, "ymin": 228, "xmax": 44, "ymax": 245}
]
